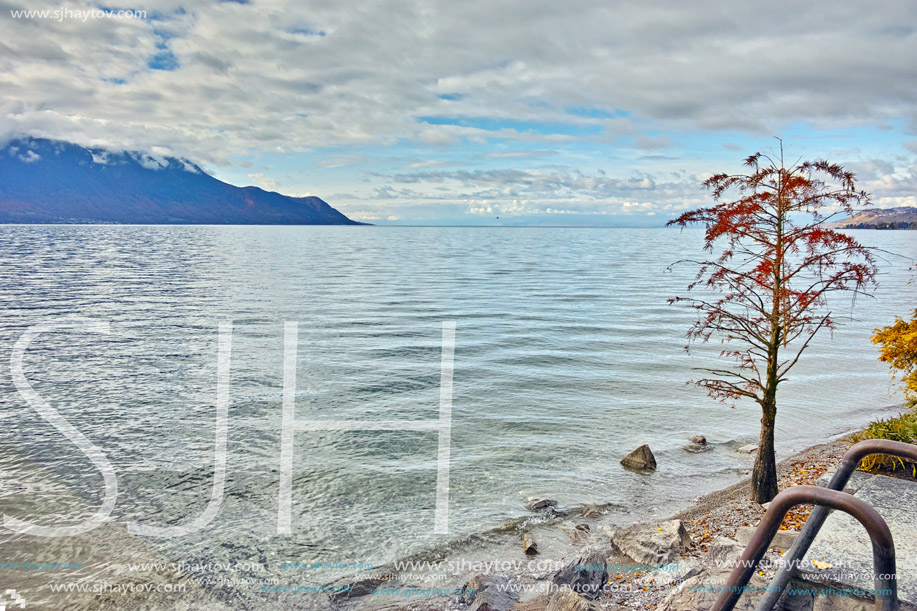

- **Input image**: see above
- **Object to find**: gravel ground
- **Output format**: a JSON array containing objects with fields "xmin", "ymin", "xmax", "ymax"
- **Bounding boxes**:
[{"xmin": 677, "ymin": 439, "xmax": 850, "ymax": 549}]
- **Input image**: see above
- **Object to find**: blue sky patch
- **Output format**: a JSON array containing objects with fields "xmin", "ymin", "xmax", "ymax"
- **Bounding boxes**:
[{"xmin": 148, "ymin": 50, "xmax": 179, "ymax": 71}]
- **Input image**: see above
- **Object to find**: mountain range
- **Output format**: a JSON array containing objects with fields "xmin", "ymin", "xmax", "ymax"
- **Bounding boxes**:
[
  {"xmin": 0, "ymin": 137, "xmax": 362, "ymax": 225},
  {"xmin": 832, "ymin": 206, "xmax": 917, "ymax": 230}
]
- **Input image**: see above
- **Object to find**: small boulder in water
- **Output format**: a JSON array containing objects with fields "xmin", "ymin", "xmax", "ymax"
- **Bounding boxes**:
[
  {"xmin": 522, "ymin": 532, "xmax": 539, "ymax": 555},
  {"xmin": 562, "ymin": 523, "xmax": 591, "ymax": 545},
  {"xmin": 685, "ymin": 435, "xmax": 710, "ymax": 453},
  {"xmin": 620, "ymin": 444, "xmax": 657, "ymax": 472},
  {"xmin": 576, "ymin": 503, "xmax": 611, "ymax": 518},
  {"xmin": 329, "ymin": 575, "xmax": 389, "ymax": 602},
  {"xmin": 526, "ymin": 498, "xmax": 558, "ymax": 512}
]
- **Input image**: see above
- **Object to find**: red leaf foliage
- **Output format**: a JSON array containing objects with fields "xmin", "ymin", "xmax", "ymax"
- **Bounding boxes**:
[{"xmin": 667, "ymin": 147, "xmax": 878, "ymax": 405}]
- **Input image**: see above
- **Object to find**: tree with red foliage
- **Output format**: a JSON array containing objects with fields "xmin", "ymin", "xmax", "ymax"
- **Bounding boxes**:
[{"xmin": 668, "ymin": 143, "xmax": 878, "ymax": 503}]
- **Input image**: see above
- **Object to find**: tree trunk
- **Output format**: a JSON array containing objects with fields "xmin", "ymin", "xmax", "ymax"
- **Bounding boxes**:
[
  {"xmin": 754, "ymin": 329, "xmax": 781, "ymax": 503},
  {"xmin": 753, "ymin": 198, "xmax": 784, "ymax": 505},
  {"xmin": 752, "ymin": 396, "xmax": 779, "ymax": 503}
]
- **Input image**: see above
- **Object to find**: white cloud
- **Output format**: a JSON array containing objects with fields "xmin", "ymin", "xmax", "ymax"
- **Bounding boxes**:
[
  {"xmin": 3, "ymin": 0, "xmax": 917, "ymax": 222},
  {"xmin": 247, "ymin": 172, "xmax": 278, "ymax": 190},
  {"xmin": 17, "ymin": 149, "xmax": 40, "ymax": 162},
  {"xmin": 345, "ymin": 210, "xmax": 383, "ymax": 221},
  {"xmin": 1, "ymin": 0, "xmax": 914, "ymax": 165},
  {"xmin": 634, "ymin": 135, "xmax": 674, "ymax": 150},
  {"xmin": 418, "ymin": 127, "xmax": 460, "ymax": 147},
  {"xmin": 133, "ymin": 152, "xmax": 168, "ymax": 170}
]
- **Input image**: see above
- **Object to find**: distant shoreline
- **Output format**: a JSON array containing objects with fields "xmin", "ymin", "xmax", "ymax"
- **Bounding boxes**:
[
  {"xmin": 836, "ymin": 222, "xmax": 916, "ymax": 230},
  {"xmin": 1, "ymin": 221, "xmax": 914, "ymax": 229},
  {"xmin": 832, "ymin": 205, "xmax": 917, "ymax": 230}
]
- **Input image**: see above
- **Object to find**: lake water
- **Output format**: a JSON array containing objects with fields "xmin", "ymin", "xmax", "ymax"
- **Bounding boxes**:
[{"xmin": 0, "ymin": 225, "xmax": 912, "ymax": 607}]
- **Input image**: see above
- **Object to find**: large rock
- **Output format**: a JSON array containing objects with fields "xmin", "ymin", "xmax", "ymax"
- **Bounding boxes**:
[
  {"xmin": 704, "ymin": 536, "xmax": 744, "ymax": 569},
  {"xmin": 546, "ymin": 587, "xmax": 596, "ymax": 611},
  {"xmin": 659, "ymin": 571, "xmax": 767, "ymax": 611},
  {"xmin": 610, "ymin": 519, "xmax": 693, "ymax": 566},
  {"xmin": 511, "ymin": 593, "xmax": 551, "ymax": 610},
  {"xmin": 658, "ymin": 538, "xmax": 763, "ymax": 611},
  {"xmin": 552, "ymin": 549, "xmax": 608, "ymax": 600},
  {"xmin": 461, "ymin": 574, "xmax": 519, "ymax": 611},
  {"xmin": 620, "ymin": 444, "xmax": 657, "ymax": 471}
]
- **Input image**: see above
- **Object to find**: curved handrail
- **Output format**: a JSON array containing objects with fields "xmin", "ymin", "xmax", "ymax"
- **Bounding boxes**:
[
  {"xmin": 711, "ymin": 485, "xmax": 897, "ymax": 611},
  {"xmin": 757, "ymin": 439, "xmax": 917, "ymax": 611}
]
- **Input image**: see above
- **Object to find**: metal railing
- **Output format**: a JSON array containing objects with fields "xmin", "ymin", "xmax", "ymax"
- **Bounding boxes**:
[
  {"xmin": 713, "ymin": 439, "xmax": 917, "ymax": 611},
  {"xmin": 757, "ymin": 439, "xmax": 917, "ymax": 611},
  {"xmin": 711, "ymin": 486, "xmax": 897, "ymax": 611}
]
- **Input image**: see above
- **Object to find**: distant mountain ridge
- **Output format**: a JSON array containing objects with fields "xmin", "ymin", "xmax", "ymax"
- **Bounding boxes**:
[
  {"xmin": 832, "ymin": 206, "xmax": 917, "ymax": 230},
  {"xmin": 0, "ymin": 137, "xmax": 363, "ymax": 225}
]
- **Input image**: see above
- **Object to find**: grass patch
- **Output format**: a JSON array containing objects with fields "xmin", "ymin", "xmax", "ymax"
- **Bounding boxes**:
[{"xmin": 849, "ymin": 408, "xmax": 917, "ymax": 479}]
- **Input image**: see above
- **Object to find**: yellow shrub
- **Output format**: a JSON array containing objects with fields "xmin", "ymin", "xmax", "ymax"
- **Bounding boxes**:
[{"xmin": 872, "ymin": 309, "xmax": 917, "ymax": 405}]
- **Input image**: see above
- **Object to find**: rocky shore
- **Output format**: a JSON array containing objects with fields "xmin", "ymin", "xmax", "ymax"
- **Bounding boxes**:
[{"xmin": 329, "ymin": 437, "xmax": 866, "ymax": 611}]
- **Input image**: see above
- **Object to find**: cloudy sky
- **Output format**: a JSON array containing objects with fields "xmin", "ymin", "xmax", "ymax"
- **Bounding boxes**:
[{"xmin": 2, "ymin": 0, "xmax": 916, "ymax": 224}]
